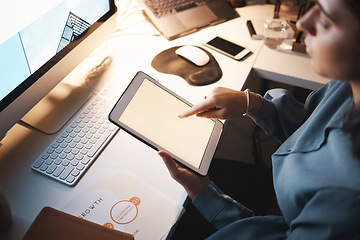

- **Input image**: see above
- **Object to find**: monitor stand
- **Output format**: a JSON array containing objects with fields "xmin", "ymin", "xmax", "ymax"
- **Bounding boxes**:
[
  {"xmin": 21, "ymin": 81, "xmax": 93, "ymax": 134},
  {"xmin": 21, "ymin": 56, "xmax": 113, "ymax": 134}
]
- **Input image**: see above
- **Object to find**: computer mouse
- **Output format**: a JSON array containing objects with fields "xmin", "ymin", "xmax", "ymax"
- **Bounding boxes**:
[{"xmin": 175, "ymin": 45, "xmax": 210, "ymax": 67}]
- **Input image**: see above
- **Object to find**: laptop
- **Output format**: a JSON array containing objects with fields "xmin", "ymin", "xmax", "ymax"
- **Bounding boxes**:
[{"xmin": 140, "ymin": 0, "xmax": 240, "ymax": 40}]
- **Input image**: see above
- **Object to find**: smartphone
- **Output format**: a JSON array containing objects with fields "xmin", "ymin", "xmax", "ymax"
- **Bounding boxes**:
[{"xmin": 203, "ymin": 36, "xmax": 251, "ymax": 60}]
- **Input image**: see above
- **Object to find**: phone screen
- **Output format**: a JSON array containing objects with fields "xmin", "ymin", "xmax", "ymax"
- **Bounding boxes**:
[{"xmin": 206, "ymin": 37, "xmax": 245, "ymax": 56}]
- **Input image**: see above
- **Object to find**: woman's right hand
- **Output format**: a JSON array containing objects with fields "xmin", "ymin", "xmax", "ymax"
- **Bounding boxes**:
[{"xmin": 178, "ymin": 87, "xmax": 263, "ymax": 120}]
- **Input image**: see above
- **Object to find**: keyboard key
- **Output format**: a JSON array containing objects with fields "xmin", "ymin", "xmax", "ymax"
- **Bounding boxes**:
[
  {"xmin": 66, "ymin": 175, "xmax": 76, "ymax": 183},
  {"xmin": 46, "ymin": 165, "xmax": 57, "ymax": 174},
  {"xmin": 71, "ymin": 160, "xmax": 79, "ymax": 166},
  {"xmin": 81, "ymin": 157, "xmax": 90, "ymax": 165},
  {"xmin": 46, "ymin": 148, "xmax": 54, "ymax": 154},
  {"xmin": 62, "ymin": 160, "xmax": 70, "ymax": 166},
  {"xmin": 88, "ymin": 131, "xmax": 111, "ymax": 156},
  {"xmin": 33, "ymin": 159, "xmax": 44, "ymax": 168},
  {"xmin": 40, "ymin": 163, "xmax": 48, "ymax": 171},
  {"xmin": 41, "ymin": 153, "xmax": 50, "ymax": 160},
  {"xmin": 54, "ymin": 158, "xmax": 62, "ymax": 165},
  {"xmin": 60, "ymin": 166, "xmax": 74, "ymax": 180},
  {"xmin": 71, "ymin": 169, "xmax": 80, "ymax": 177},
  {"xmin": 45, "ymin": 158, "xmax": 53, "ymax": 165},
  {"xmin": 77, "ymin": 163, "xmax": 85, "ymax": 171},
  {"xmin": 53, "ymin": 166, "xmax": 65, "ymax": 177}
]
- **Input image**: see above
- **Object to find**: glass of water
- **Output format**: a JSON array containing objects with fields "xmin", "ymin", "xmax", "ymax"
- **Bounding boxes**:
[{"xmin": 263, "ymin": 12, "xmax": 290, "ymax": 50}]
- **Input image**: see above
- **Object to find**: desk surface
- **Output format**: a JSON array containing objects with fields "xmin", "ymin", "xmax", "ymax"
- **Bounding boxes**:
[
  {"xmin": 0, "ymin": 3, "xmax": 329, "ymax": 239},
  {"xmin": 253, "ymin": 44, "xmax": 330, "ymax": 90}
]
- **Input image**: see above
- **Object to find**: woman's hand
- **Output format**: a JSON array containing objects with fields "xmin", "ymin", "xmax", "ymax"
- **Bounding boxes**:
[
  {"xmin": 178, "ymin": 87, "xmax": 263, "ymax": 120},
  {"xmin": 158, "ymin": 150, "xmax": 210, "ymax": 199}
]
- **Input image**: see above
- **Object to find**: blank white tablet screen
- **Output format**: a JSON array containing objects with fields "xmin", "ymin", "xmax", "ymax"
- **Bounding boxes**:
[{"xmin": 119, "ymin": 78, "xmax": 215, "ymax": 168}]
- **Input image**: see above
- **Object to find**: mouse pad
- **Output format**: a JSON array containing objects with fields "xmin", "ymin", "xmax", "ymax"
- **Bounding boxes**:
[{"xmin": 151, "ymin": 46, "xmax": 222, "ymax": 86}]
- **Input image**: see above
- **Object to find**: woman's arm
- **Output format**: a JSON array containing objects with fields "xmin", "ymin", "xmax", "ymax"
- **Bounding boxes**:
[
  {"xmin": 179, "ymin": 87, "xmax": 263, "ymax": 120},
  {"xmin": 252, "ymin": 82, "xmax": 341, "ymax": 143},
  {"xmin": 178, "ymin": 86, "xmax": 310, "ymax": 143},
  {"xmin": 193, "ymin": 184, "xmax": 360, "ymax": 239},
  {"xmin": 250, "ymin": 89, "xmax": 309, "ymax": 143}
]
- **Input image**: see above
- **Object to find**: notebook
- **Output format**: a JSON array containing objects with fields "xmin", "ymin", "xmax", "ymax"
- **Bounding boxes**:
[
  {"xmin": 22, "ymin": 207, "xmax": 134, "ymax": 240},
  {"xmin": 141, "ymin": 0, "xmax": 239, "ymax": 40}
]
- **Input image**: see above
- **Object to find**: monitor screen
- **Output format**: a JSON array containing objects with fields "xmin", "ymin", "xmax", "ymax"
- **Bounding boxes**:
[{"xmin": 0, "ymin": 0, "xmax": 117, "ymax": 139}]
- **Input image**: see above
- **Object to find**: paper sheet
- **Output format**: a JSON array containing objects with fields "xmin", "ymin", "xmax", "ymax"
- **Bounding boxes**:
[{"xmin": 62, "ymin": 170, "xmax": 181, "ymax": 239}]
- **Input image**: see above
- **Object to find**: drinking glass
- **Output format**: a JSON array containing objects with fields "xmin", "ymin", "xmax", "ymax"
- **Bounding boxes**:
[{"xmin": 263, "ymin": 12, "xmax": 290, "ymax": 50}]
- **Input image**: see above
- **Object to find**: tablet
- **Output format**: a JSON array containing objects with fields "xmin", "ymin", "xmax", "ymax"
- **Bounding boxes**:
[{"xmin": 109, "ymin": 71, "xmax": 223, "ymax": 176}]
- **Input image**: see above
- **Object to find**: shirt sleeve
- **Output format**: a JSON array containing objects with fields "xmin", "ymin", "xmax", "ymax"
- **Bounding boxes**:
[
  {"xmin": 192, "ymin": 182, "xmax": 288, "ymax": 239},
  {"xmin": 192, "ymin": 182, "xmax": 255, "ymax": 229},
  {"xmin": 249, "ymin": 81, "xmax": 340, "ymax": 143},
  {"xmin": 250, "ymin": 89, "xmax": 310, "ymax": 143},
  {"xmin": 193, "ymin": 183, "xmax": 360, "ymax": 239}
]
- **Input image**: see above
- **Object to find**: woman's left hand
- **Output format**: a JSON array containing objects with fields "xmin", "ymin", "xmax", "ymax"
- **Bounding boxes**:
[{"xmin": 158, "ymin": 150, "xmax": 210, "ymax": 199}]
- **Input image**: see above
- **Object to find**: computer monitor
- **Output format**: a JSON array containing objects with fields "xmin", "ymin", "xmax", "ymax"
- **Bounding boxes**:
[{"xmin": 0, "ymin": 0, "xmax": 117, "ymax": 139}]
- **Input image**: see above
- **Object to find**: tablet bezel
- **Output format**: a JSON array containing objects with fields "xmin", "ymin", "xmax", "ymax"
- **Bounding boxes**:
[{"xmin": 109, "ymin": 71, "xmax": 223, "ymax": 176}]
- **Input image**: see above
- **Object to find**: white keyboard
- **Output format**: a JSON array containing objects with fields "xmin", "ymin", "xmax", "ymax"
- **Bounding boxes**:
[{"xmin": 31, "ymin": 75, "xmax": 128, "ymax": 186}]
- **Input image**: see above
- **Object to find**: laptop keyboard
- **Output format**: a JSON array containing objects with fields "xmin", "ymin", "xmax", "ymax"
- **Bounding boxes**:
[
  {"xmin": 145, "ymin": 0, "xmax": 207, "ymax": 18},
  {"xmin": 31, "ymin": 73, "xmax": 130, "ymax": 186}
]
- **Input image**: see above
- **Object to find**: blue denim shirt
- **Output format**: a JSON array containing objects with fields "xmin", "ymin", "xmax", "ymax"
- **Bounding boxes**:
[{"xmin": 193, "ymin": 81, "xmax": 360, "ymax": 239}]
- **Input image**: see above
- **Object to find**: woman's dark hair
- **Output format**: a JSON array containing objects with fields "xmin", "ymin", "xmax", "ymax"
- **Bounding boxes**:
[
  {"xmin": 342, "ymin": 0, "xmax": 360, "ymax": 159},
  {"xmin": 345, "ymin": 0, "xmax": 360, "ymax": 16},
  {"xmin": 343, "ymin": 106, "xmax": 360, "ymax": 159},
  {"xmin": 345, "ymin": 0, "xmax": 360, "ymax": 30}
]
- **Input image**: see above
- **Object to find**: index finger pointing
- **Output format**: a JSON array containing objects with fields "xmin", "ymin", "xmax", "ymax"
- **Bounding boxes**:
[{"xmin": 178, "ymin": 100, "xmax": 215, "ymax": 118}]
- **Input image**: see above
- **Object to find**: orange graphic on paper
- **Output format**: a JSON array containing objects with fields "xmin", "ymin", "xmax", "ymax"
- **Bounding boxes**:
[
  {"xmin": 110, "ymin": 197, "xmax": 141, "ymax": 225},
  {"xmin": 103, "ymin": 222, "xmax": 114, "ymax": 229}
]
